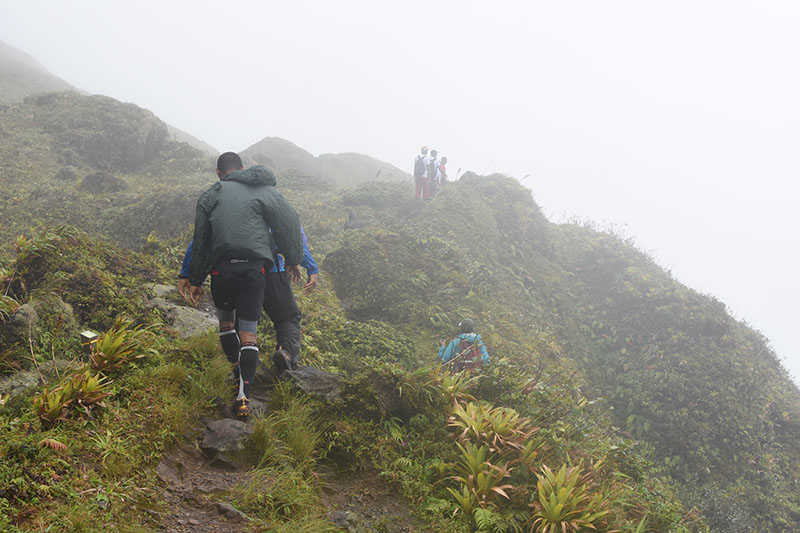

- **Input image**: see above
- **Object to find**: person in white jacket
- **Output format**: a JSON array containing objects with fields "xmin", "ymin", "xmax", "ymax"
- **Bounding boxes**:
[
  {"xmin": 413, "ymin": 146, "xmax": 431, "ymax": 200},
  {"xmin": 429, "ymin": 149, "xmax": 442, "ymax": 197}
]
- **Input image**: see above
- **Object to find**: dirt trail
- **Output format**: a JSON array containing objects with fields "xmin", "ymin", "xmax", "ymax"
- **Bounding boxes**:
[
  {"xmin": 155, "ymin": 435, "xmax": 250, "ymax": 532},
  {"xmin": 320, "ymin": 467, "xmax": 431, "ymax": 533}
]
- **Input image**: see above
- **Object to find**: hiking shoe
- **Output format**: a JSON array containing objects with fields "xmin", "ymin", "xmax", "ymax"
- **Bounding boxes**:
[
  {"xmin": 273, "ymin": 349, "xmax": 291, "ymax": 374},
  {"xmin": 234, "ymin": 398, "xmax": 250, "ymax": 419}
]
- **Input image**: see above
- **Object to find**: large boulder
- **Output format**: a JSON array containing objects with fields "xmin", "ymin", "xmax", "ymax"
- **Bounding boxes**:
[
  {"xmin": 33, "ymin": 295, "xmax": 77, "ymax": 333},
  {"xmin": 281, "ymin": 366, "xmax": 343, "ymax": 402},
  {"xmin": 6, "ymin": 303, "xmax": 39, "ymax": 340},
  {"xmin": 145, "ymin": 284, "xmax": 216, "ymax": 338},
  {"xmin": 0, "ymin": 369, "xmax": 39, "ymax": 399},
  {"xmin": 1, "ymin": 295, "xmax": 77, "ymax": 370},
  {"xmin": 0, "ymin": 358, "xmax": 76, "ymax": 402},
  {"xmin": 200, "ymin": 418, "xmax": 254, "ymax": 456}
]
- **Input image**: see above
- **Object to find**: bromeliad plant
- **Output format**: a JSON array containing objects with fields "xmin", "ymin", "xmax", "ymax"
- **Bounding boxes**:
[
  {"xmin": 435, "ymin": 369, "xmax": 479, "ymax": 405},
  {"xmin": 32, "ymin": 370, "xmax": 112, "ymax": 424},
  {"xmin": 449, "ymin": 400, "xmax": 538, "ymax": 453},
  {"xmin": 447, "ymin": 442, "xmax": 513, "ymax": 515},
  {"xmin": 442, "ymin": 399, "xmax": 553, "ymax": 529},
  {"xmin": 89, "ymin": 319, "xmax": 157, "ymax": 375},
  {"xmin": 529, "ymin": 463, "xmax": 611, "ymax": 533},
  {"xmin": 399, "ymin": 364, "xmax": 478, "ymax": 414}
]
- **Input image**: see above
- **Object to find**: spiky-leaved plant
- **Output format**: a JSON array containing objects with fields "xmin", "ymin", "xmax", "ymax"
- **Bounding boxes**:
[
  {"xmin": 89, "ymin": 318, "xmax": 156, "ymax": 375},
  {"xmin": 449, "ymin": 400, "xmax": 537, "ymax": 453},
  {"xmin": 529, "ymin": 463, "xmax": 612, "ymax": 533},
  {"xmin": 448, "ymin": 442, "xmax": 513, "ymax": 515},
  {"xmin": 32, "ymin": 370, "xmax": 111, "ymax": 424}
]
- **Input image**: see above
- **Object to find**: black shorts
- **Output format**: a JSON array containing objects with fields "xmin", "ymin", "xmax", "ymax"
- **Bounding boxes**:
[{"xmin": 210, "ymin": 262, "xmax": 267, "ymax": 323}]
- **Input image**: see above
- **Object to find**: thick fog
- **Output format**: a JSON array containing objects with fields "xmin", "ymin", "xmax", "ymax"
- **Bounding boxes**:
[{"xmin": 2, "ymin": 1, "xmax": 798, "ymax": 380}]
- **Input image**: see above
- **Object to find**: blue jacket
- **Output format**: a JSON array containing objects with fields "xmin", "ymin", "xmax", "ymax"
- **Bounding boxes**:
[
  {"xmin": 438, "ymin": 333, "xmax": 490, "ymax": 364},
  {"xmin": 181, "ymin": 227, "xmax": 318, "ymax": 278}
]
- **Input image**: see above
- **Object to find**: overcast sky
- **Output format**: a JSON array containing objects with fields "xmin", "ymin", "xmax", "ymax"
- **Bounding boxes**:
[{"xmin": 2, "ymin": 1, "xmax": 798, "ymax": 381}]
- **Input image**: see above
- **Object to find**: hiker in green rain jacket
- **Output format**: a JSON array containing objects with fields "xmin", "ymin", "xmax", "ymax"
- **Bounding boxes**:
[
  {"xmin": 188, "ymin": 164, "xmax": 303, "ymax": 286},
  {"xmin": 187, "ymin": 153, "xmax": 303, "ymax": 418}
]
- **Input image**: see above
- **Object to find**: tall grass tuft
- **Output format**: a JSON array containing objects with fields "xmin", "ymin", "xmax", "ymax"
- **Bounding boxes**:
[{"xmin": 251, "ymin": 385, "xmax": 322, "ymax": 468}]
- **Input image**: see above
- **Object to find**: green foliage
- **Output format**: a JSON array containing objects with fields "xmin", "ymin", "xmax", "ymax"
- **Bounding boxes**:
[
  {"xmin": 238, "ymin": 389, "xmax": 333, "ymax": 530},
  {"xmin": 250, "ymin": 387, "xmax": 323, "ymax": 468},
  {"xmin": 383, "ymin": 416, "xmax": 407, "ymax": 445},
  {"xmin": 448, "ymin": 441, "xmax": 512, "ymax": 514},
  {"xmin": 2, "ymin": 88, "xmax": 799, "ymax": 530},
  {"xmin": 473, "ymin": 507, "xmax": 502, "ymax": 532},
  {"xmin": 89, "ymin": 319, "xmax": 157, "ymax": 375},
  {"xmin": 529, "ymin": 463, "xmax": 610, "ymax": 533},
  {"xmin": 448, "ymin": 401, "xmax": 537, "ymax": 452},
  {"xmin": 4, "ymin": 225, "xmax": 158, "ymax": 329},
  {"xmin": 0, "ymin": 293, "xmax": 18, "ymax": 321},
  {"xmin": 31, "ymin": 370, "xmax": 111, "ymax": 424}
]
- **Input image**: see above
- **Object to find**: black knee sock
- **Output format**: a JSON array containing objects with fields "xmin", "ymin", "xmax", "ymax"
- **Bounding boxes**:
[
  {"xmin": 238, "ymin": 342, "xmax": 259, "ymax": 399},
  {"xmin": 219, "ymin": 327, "xmax": 241, "ymax": 380}
]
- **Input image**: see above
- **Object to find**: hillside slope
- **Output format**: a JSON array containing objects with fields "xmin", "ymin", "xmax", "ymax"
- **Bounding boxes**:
[
  {"xmin": 321, "ymin": 176, "xmax": 800, "ymax": 531},
  {"xmin": 0, "ymin": 91, "xmax": 213, "ymax": 249},
  {"xmin": 0, "ymin": 56, "xmax": 798, "ymax": 531},
  {"xmin": 0, "ymin": 41, "xmax": 217, "ymax": 156},
  {"xmin": 0, "ymin": 226, "xmax": 696, "ymax": 532},
  {"xmin": 0, "ymin": 41, "xmax": 74, "ymax": 105},
  {"xmin": 242, "ymin": 136, "xmax": 410, "ymax": 188}
]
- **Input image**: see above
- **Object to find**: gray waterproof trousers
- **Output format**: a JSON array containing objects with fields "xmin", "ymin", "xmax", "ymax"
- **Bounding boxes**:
[{"xmin": 263, "ymin": 270, "xmax": 302, "ymax": 367}]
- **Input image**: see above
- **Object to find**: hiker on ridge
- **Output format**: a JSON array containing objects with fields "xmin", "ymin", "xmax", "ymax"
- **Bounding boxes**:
[
  {"xmin": 439, "ymin": 156, "xmax": 448, "ymax": 185},
  {"xmin": 179, "ymin": 224, "xmax": 319, "ymax": 373},
  {"xmin": 261, "ymin": 225, "xmax": 319, "ymax": 372},
  {"xmin": 186, "ymin": 151, "xmax": 303, "ymax": 418},
  {"xmin": 429, "ymin": 149, "xmax": 441, "ymax": 197},
  {"xmin": 413, "ymin": 146, "xmax": 431, "ymax": 201},
  {"xmin": 438, "ymin": 318, "xmax": 490, "ymax": 373}
]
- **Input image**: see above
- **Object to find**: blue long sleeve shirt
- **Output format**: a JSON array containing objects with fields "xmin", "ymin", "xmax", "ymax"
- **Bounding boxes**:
[
  {"xmin": 438, "ymin": 333, "xmax": 490, "ymax": 364},
  {"xmin": 180, "ymin": 227, "xmax": 318, "ymax": 278}
]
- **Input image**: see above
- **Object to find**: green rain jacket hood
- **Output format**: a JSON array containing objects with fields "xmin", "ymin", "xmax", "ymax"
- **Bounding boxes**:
[
  {"xmin": 188, "ymin": 165, "xmax": 303, "ymax": 286},
  {"xmin": 223, "ymin": 165, "xmax": 277, "ymax": 186}
]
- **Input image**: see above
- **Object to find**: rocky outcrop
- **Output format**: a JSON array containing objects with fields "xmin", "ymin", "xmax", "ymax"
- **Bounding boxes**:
[
  {"xmin": 215, "ymin": 502, "xmax": 249, "ymax": 521},
  {"xmin": 0, "ymin": 358, "xmax": 77, "ymax": 402},
  {"xmin": 200, "ymin": 418, "xmax": 254, "ymax": 456},
  {"xmin": 145, "ymin": 284, "xmax": 216, "ymax": 338},
  {"xmin": 78, "ymin": 171, "xmax": 128, "ymax": 193},
  {"xmin": 54, "ymin": 166, "xmax": 77, "ymax": 181},
  {"xmin": 279, "ymin": 366, "xmax": 343, "ymax": 402},
  {"xmin": 6, "ymin": 303, "xmax": 38, "ymax": 340},
  {"xmin": 2, "ymin": 295, "xmax": 76, "ymax": 348}
]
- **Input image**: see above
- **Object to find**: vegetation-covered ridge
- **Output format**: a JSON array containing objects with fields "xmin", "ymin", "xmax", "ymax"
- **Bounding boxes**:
[
  {"xmin": 322, "ymin": 175, "xmax": 800, "ymax": 531},
  {"xmin": 0, "ymin": 91, "xmax": 214, "ymax": 248},
  {"xmin": 242, "ymin": 136, "xmax": 411, "ymax": 189},
  {"xmin": 0, "ymin": 79, "xmax": 798, "ymax": 530},
  {"xmin": 1, "ymin": 225, "xmax": 694, "ymax": 532}
]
